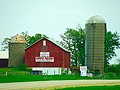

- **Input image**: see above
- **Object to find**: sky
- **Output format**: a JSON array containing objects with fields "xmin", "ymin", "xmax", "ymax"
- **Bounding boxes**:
[{"xmin": 0, "ymin": 0, "xmax": 120, "ymax": 64}]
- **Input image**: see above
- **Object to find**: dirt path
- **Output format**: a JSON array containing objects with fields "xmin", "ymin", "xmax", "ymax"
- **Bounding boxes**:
[{"xmin": 0, "ymin": 80, "xmax": 120, "ymax": 90}]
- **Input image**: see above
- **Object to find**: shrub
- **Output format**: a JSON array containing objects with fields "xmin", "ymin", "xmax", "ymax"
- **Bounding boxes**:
[
  {"xmin": 17, "ymin": 64, "xmax": 28, "ymax": 71},
  {"xmin": 94, "ymin": 69, "xmax": 100, "ymax": 76}
]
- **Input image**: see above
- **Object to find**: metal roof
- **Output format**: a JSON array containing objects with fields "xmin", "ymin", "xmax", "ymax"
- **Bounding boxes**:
[
  {"xmin": 86, "ymin": 15, "xmax": 105, "ymax": 24},
  {"xmin": 0, "ymin": 51, "xmax": 9, "ymax": 59}
]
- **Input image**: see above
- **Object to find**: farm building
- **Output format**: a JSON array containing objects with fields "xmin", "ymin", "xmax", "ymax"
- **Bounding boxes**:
[
  {"xmin": 0, "ymin": 15, "xmax": 107, "ymax": 75},
  {"xmin": 25, "ymin": 38, "xmax": 70, "ymax": 75},
  {"xmin": 0, "ymin": 34, "xmax": 70, "ymax": 75},
  {"xmin": 0, "ymin": 51, "xmax": 8, "ymax": 67}
]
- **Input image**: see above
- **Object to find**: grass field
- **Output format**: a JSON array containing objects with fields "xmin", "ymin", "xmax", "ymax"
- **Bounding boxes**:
[
  {"xmin": 0, "ymin": 68, "xmax": 92, "ymax": 83},
  {"xmin": 0, "ymin": 68, "xmax": 120, "ymax": 83},
  {"xmin": 0, "ymin": 75, "xmax": 93, "ymax": 83},
  {"xmin": 54, "ymin": 85, "xmax": 120, "ymax": 90}
]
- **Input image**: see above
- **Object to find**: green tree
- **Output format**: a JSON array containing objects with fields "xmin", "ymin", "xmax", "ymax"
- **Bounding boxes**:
[
  {"xmin": 108, "ymin": 64, "xmax": 120, "ymax": 76},
  {"xmin": 60, "ymin": 27, "xmax": 85, "ymax": 66},
  {"xmin": 21, "ymin": 31, "xmax": 29, "ymax": 44},
  {"xmin": 1, "ymin": 32, "xmax": 47, "ymax": 50},
  {"xmin": 26, "ymin": 33, "xmax": 47, "ymax": 47},
  {"xmin": 61, "ymin": 28, "xmax": 120, "ymax": 67},
  {"xmin": 106, "ymin": 31, "xmax": 120, "ymax": 66},
  {"xmin": 1, "ymin": 38, "xmax": 11, "ymax": 51}
]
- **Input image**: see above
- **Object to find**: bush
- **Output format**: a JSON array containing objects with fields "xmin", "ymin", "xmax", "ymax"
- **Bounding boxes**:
[
  {"xmin": 106, "ymin": 72, "xmax": 117, "ymax": 77},
  {"xmin": 17, "ymin": 64, "xmax": 28, "ymax": 71},
  {"xmin": 108, "ymin": 64, "xmax": 120, "ymax": 76},
  {"xmin": 93, "ymin": 69, "xmax": 100, "ymax": 76}
]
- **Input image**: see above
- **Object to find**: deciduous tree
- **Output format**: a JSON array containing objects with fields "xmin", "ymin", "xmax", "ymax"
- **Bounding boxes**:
[
  {"xmin": 60, "ymin": 27, "xmax": 85, "ymax": 66},
  {"xmin": 1, "ymin": 32, "xmax": 47, "ymax": 50},
  {"xmin": 106, "ymin": 31, "xmax": 120, "ymax": 66}
]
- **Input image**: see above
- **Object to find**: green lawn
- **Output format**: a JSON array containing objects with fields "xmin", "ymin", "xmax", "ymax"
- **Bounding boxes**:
[
  {"xmin": 0, "ymin": 75, "xmax": 92, "ymax": 83},
  {"xmin": 0, "ymin": 68, "xmax": 120, "ymax": 83},
  {"xmin": 55, "ymin": 85, "xmax": 120, "ymax": 90},
  {"xmin": 0, "ymin": 68, "xmax": 92, "ymax": 83}
]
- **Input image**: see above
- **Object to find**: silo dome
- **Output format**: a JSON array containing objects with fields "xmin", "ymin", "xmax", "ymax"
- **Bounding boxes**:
[
  {"xmin": 87, "ymin": 15, "xmax": 105, "ymax": 23},
  {"xmin": 10, "ymin": 34, "xmax": 26, "ymax": 43}
]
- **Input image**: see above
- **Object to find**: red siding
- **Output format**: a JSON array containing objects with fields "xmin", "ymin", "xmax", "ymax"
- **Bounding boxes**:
[{"xmin": 25, "ymin": 38, "xmax": 70, "ymax": 68}]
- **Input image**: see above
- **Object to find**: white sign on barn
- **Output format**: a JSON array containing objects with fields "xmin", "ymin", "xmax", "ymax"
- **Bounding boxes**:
[
  {"xmin": 35, "ymin": 52, "xmax": 54, "ymax": 62},
  {"xmin": 40, "ymin": 52, "xmax": 50, "ymax": 57},
  {"xmin": 35, "ymin": 57, "xmax": 54, "ymax": 62}
]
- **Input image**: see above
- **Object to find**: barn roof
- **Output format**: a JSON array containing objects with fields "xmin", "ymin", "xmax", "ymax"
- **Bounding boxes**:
[
  {"xmin": 25, "ymin": 37, "xmax": 70, "ymax": 52},
  {"xmin": 0, "ymin": 51, "xmax": 9, "ymax": 59}
]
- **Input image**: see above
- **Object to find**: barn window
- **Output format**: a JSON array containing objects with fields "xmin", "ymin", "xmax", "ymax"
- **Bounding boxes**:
[{"xmin": 43, "ymin": 40, "xmax": 46, "ymax": 46}]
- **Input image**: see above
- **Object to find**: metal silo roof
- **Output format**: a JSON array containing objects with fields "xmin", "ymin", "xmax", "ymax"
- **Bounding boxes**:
[{"xmin": 86, "ymin": 15, "xmax": 105, "ymax": 24}]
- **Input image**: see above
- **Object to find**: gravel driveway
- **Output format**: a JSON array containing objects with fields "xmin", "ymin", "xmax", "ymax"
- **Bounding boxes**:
[{"xmin": 0, "ymin": 80, "xmax": 120, "ymax": 90}]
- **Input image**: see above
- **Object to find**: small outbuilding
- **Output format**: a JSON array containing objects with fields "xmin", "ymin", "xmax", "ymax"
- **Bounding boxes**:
[
  {"xmin": 0, "ymin": 51, "xmax": 8, "ymax": 68},
  {"xmin": 25, "ymin": 38, "xmax": 70, "ymax": 75}
]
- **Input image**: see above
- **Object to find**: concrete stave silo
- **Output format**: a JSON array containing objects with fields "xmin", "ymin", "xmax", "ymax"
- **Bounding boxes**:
[
  {"xmin": 8, "ymin": 34, "xmax": 26, "ymax": 67},
  {"xmin": 85, "ymin": 15, "xmax": 106, "ymax": 73}
]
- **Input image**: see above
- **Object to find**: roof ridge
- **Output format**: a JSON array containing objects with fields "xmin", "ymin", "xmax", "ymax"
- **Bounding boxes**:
[{"xmin": 25, "ymin": 37, "xmax": 70, "ymax": 52}]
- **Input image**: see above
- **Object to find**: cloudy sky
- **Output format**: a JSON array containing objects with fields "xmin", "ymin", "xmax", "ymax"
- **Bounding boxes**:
[{"xmin": 0, "ymin": 0, "xmax": 120, "ymax": 64}]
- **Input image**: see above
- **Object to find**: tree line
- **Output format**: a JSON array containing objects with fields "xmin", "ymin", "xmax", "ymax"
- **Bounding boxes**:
[{"xmin": 1, "ymin": 26, "xmax": 120, "ymax": 71}]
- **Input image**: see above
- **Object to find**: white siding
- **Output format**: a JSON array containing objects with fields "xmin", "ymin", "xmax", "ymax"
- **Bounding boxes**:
[{"xmin": 32, "ymin": 67, "xmax": 61, "ymax": 75}]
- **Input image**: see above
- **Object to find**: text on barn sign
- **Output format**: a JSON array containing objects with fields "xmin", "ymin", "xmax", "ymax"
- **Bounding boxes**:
[{"xmin": 35, "ymin": 57, "xmax": 54, "ymax": 62}]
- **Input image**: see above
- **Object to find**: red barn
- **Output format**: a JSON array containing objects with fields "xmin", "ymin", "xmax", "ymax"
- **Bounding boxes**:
[{"xmin": 25, "ymin": 38, "xmax": 70, "ymax": 75}]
